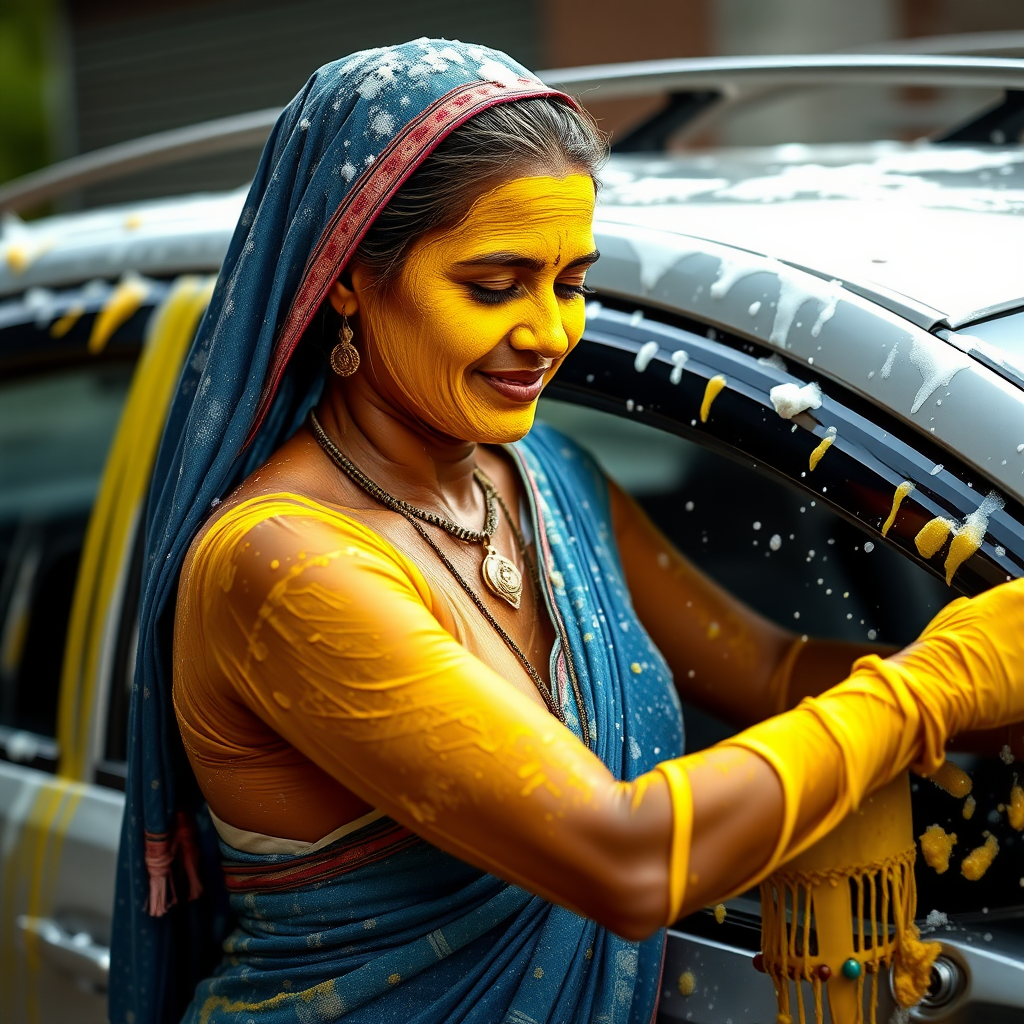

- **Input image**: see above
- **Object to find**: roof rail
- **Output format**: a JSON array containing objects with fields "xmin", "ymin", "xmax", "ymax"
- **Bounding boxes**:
[
  {"xmin": 543, "ymin": 53, "xmax": 1024, "ymax": 101},
  {"xmin": 2, "ymin": 54, "xmax": 1023, "ymax": 215},
  {"xmin": 845, "ymin": 31, "xmax": 1024, "ymax": 58}
]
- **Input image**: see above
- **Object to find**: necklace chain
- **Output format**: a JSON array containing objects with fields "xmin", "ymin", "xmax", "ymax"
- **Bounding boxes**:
[
  {"xmin": 310, "ymin": 411, "xmax": 497, "ymax": 542},
  {"xmin": 308, "ymin": 411, "xmax": 562, "ymax": 722}
]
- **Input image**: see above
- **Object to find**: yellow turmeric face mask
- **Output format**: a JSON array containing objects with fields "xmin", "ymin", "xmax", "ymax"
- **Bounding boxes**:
[{"xmin": 358, "ymin": 174, "xmax": 598, "ymax": 443}]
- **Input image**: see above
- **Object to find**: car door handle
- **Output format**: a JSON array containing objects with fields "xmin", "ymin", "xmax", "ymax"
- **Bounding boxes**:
[{"xmin": 17, "ymin": 914, "xmax": 110, "ymax": 989}]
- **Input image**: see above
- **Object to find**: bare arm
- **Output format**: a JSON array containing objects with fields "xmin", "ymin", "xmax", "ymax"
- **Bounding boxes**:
[{"xmin": 609, "ymin": 479, "xmax": 891, "ymax": 724}]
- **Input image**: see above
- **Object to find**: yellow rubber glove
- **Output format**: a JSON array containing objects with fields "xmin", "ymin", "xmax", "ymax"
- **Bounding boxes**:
[{"xmin": 658, "ymin": 580, "xmax": 1024, "ymax": 920}]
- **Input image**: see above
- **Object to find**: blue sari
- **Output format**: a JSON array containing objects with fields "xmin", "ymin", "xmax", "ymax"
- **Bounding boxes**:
[
  {"xmin": 110, "ymin": 38, "xmax": 683, "ymax": 1024},
  {"xmin": 182, "ymin": 424, "xmax": 684, "ymax": 1023}
]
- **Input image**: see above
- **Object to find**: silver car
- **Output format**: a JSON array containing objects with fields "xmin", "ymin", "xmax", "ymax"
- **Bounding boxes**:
[{"xmin": 1, "ymin": 51, "xmax": 1022, "ymax": 1024}]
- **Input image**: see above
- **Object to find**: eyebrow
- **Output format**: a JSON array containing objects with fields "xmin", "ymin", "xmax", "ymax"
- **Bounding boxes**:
[{"xmin": 454, "ymin": 249, "xmax": 601, "ymax": 272}]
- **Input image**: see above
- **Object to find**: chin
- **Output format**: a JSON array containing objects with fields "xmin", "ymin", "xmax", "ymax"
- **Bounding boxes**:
[{"xmin": 465, "ymin": 406, "xmax": 538, "ymax": 445}]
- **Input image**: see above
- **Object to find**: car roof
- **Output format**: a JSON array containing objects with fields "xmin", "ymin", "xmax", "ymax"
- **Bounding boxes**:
[
  {"xmin": 600, "ymin": 143, "xmax": 1024, "ymax": 327},
  {"xmin": 3, "ymin": 140, "xmax": 1024, "ymax": 503}
]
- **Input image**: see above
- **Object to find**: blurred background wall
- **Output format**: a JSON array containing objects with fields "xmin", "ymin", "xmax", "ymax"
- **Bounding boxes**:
[{"xmin": 1, "ymin": 0, "xmax": 1023, "ymax": 205}]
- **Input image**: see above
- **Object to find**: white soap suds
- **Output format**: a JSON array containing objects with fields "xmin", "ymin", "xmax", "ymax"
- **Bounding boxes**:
[
  {"xmin": 769, "ymin": 534, "xmax": 782, "ymax": 551},
  {"xmin": 1000, "ymin": 744, "xmax": 1015, "ymax": 765},
  {"xmin": 880, "ymin": 342, "xmax": 899, "ymax": 379},
  {"xmin": 922, "ymin": 909, "xmax": 949, "ymax": 933},
  {"xmin": 669, "ymin": 349, "xmax": 689, "ymax": 384},
  {"xmin": 748, "ymin": 300, "xmax": 762, "ymax": 316},
  {"xmin": 909, "ymin": 335, "xmax": 972, "ymax": 414},
  {"xmin": 863, "ymin": 541, "xmax": 874, "ymax": 552},
  {"xmin": 931, "ymin": 463, "xmax": 944, "ymax": 476},
  {"xmin": 757, "ymin": 353, "xmax": 786, "ymax": 372},
  {"xmin": 770, "ymin": 381, "xmax": 822, "ymax": 419},
  {"xmin": 810, "ymin": 279, "xmax": 844, "ymax": 337},
  {"xmin": 708, "ymin": 253, "xmax": 846, "ymax": 348},
  {"xmin": 634, "ymin": 341, "xmax": 659, "ymax": 373}
]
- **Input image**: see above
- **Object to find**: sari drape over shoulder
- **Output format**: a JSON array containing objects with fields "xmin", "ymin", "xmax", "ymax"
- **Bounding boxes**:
[{"xmin": 179, "ymin": 425, "xmax": 684, "ymax": 1023}]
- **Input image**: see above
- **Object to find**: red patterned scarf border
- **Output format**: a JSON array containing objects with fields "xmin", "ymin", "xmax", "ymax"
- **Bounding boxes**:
[{"xmin": 221, "ymin": 817, "xmax": 422, "ymax": 894}]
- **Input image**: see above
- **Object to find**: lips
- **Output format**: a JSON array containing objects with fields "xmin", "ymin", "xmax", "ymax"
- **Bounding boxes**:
[{"xmin": 478, "ymin": 367, "xmax": 549, "ymax": 403}]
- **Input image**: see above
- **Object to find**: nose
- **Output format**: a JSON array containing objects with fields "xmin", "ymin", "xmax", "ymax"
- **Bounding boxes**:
[{"xmin": 509, "ymin": 290, "xmax": 570, "ymax": 359}]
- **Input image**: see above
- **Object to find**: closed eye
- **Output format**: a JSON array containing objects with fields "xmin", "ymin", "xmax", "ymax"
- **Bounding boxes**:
[{"xmin": 466, "ymin": 281, "xmax": 593, "ymax": 306}]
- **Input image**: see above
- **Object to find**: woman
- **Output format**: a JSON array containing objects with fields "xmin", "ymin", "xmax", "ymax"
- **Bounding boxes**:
[{"xmin": 111, "ymin": 39, "xmax": 1024, "ymax": 1024}]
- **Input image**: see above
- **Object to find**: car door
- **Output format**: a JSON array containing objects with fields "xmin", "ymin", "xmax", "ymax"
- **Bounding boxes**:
[
  {"xmin": 0, "ymin": 275, "xmax": 213, "ymax": 1023},
  {"xmin": 542, "ymin": 296, "xmax": 1024, "ymax": 1023}
]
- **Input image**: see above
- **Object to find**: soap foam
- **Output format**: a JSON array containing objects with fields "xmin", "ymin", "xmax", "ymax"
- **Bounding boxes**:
[
  {"xmin": 770, "ymin": 381, "xmax": 822, "ymax": 419},
  {"xmin": 633, "ymin": 340, "xmax": 659, "ymax": 373}
]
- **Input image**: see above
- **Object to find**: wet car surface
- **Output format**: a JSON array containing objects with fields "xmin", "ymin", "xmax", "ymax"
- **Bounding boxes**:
[{"xmin": 1, "ymin": 58, "xmax": 1023, "ymax": 1022}]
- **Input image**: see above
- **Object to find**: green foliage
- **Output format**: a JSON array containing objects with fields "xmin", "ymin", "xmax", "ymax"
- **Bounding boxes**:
[{"xmin": 0, "ymin": 0, "xmax": 55, "ymax": 185}]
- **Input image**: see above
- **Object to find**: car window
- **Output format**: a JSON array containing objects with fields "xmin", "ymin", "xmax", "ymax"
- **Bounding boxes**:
[
  {"xmin": 540, "ymin": 392, "xmax": 1024, "ymax": 924},
  {"xmin": 538, "ymin": 398, "xmax": 953, "ymax": 748},
  {"xmin": 0, "ymin": 362, "xmax": 134, "ymax": 746}
]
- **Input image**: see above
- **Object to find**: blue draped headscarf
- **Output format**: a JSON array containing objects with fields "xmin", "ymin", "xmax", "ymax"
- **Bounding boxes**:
[{"xmin": 110, "ymin": 39, "xmax": 575, "ymax": 1024}]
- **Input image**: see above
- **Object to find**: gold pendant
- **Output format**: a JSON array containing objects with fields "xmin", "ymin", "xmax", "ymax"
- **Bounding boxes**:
[{"xmin": 482, "ymin": 543, "xmax": 522, "ymax": 609}]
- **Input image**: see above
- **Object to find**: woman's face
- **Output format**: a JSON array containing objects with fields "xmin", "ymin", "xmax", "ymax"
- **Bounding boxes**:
[{"xmin": 355, "ymin": 173, "xmax": 598, "ymax": 444}]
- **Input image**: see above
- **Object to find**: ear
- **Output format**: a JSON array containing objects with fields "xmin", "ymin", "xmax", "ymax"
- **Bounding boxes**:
[{"xmin": 327, "ymin": 272, "xmax": 359, "ymax": 317}]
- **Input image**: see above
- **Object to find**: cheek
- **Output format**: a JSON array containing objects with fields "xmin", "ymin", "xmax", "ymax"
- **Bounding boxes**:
[
  {"xmin": 563, "ymin": 302, "xmax": 586, "ymax": 347},
  {"xmin": 419, "ymin": 291, "xmax": 518, "ymax": 365}
]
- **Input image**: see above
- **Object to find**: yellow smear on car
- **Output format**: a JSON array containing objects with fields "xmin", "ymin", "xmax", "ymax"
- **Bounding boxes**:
[
  {"xmin": 678, "ymin": 971, "xmax": 696, "ymax": 996},
  {"xmin": 808, "ymin": 426, "xmax": 837, "ymax": 471},
  {"xmin": 88, "ymin": 272, "xmax": 149, "ymax": 354},
  {"xmin": 944, "ymin": 516, "xmax": 988, "ymax": 586},
  {"xmin": 881, "ymin": 480, "xmax": 915, "ymax": 537},
  {"xmin": 963, "ymin": 795, "xmax": 976, "ymax": 820},
  {"xmin": 700, "ymin": 374, "xmax": 726, "ymax": 423},
  {"xmin": 915, "ymin": 492, "xmax": 1004, "ymax": 585},
  {"xmin": 5, "ymin": 244, "xmax": 30, "ymax": 273},
  {"xmin": 961, "ymin": 834, "xmax": 999, "ymax": 881},
  {"xmin": 58, "ymin": 276, "xmax": 216, "ymax": 780},
  {"xmin": 915, "ymin": 517, "xmax": 954, "ymax": 559},
  {"xmin": 930, "ymin": 760, "xmax": 973, "ymax": 798},
  {"xmin": 920, "ymin": 824, "xmax": 956, "ymax": 874},
  {"xmin": 1009, "ymin": 784, "xmax": 1024, "ymax": 831},
  {"xmin": 713, "ymin": 903, "xmax": 726, "ymax": 924},
  {"xmin": 49, "ymin": 303, "xmax": 86, "ymax": 338}
]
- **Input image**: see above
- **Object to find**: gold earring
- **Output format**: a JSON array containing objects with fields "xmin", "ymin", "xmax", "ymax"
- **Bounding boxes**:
[{"xmin": 329, "ymin": 312, "xmax": 359, "ymax": 376}]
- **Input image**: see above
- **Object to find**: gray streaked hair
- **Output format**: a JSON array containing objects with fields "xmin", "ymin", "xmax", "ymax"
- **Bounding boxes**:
[{"xmin": 352, "ymin": 97, "xmax": 608, "ymax": 286}]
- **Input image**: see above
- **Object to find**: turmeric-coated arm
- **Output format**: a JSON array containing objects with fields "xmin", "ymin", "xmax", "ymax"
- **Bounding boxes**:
[{"xmin": 178, "ymin": 497, "xmax": 1024, "ymax": 937}]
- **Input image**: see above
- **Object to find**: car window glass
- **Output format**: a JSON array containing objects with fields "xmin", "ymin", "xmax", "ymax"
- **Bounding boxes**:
[
  {"xmin": 0, "ymin": 363, "xmax": 133, "ymax": 739},
  {"xmin": 537, "ymin": 399, "xmax": 953, "ymax": 745},
  {"xmin": 540, "ymin": 397, "xmax": 1024, "ymax": 915}
]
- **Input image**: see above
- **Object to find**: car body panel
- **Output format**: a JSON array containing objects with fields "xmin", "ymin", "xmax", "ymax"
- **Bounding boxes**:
[
  {"xmin": 599, "ymin": 145, "xmax": 1024, "ymax": 323},
  {"xmin": 588, "ymin": 215, "xmax": 1024, "ymax": 505},
  {"xmin": 1, "ymin": 121, "xmax": 1023, "ymax": 1023}
]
